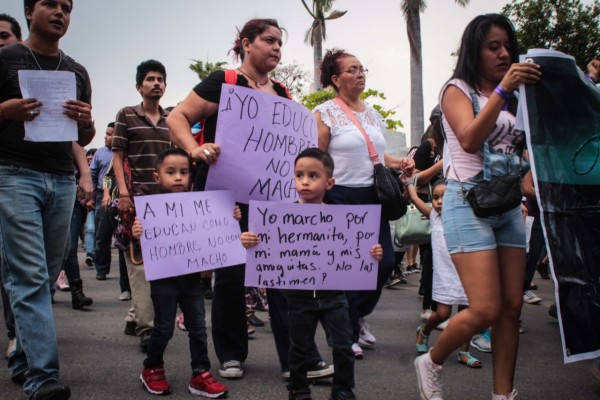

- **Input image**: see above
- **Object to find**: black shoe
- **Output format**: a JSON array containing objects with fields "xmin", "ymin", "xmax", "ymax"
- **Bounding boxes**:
[
  {"xmin": 204, "ymin": 289, "xmax": 213, "ymax": 300},
  {"xmin": 11, "ymin": 369, "xmax": 26, "ymax": 385},
  {"xmin": 95, "ymin": 273, "xmax": 107, "ymax": 281},
  {"xmin": 29, "ymin": 380, "xmax": 71, "ymax": 400},
  {"xmin": 124, "ymin": 321, "xmax": 137, "ymax": 336},
  {"xmin": 85, "ymin": 254, "xmax": 94, "ymax": 266},
  {"xmin": 289, "ymin": 389, "xmax": 312, "ymax": 400},
  {"xmin": 247, "ymin": 313, "xmax": 264, "ymax": 327},
  {"xmin": 70, "ymin": 279, "xmax": 93, "ymax": 309},
  {"xmin": 140, "ymin": 329, "xmax": 152, "ymax": 352},
  {"xmin": 307, "ymin": 361, "xmax": 334, "ymax": 380},
  {"xmin": 330, "ymin": 390, "xmax": 356, "ymax": 400}
]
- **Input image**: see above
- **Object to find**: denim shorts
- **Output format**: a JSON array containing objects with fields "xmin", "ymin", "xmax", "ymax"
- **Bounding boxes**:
[{"xmin": 442, "ymin": 179, "xmax": 526, "ymax": 254}]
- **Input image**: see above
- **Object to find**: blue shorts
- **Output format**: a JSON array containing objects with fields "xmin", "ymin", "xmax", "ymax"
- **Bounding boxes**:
[{"xmin": 442, "ymin": 179, "xmax": 526, "ymax": 254}]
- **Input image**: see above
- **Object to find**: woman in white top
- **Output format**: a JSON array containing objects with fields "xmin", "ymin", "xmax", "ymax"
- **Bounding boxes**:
[
  {"xmin": 314, "ymin": 49, "xmax": 414, "ymax": 358},
  {"xmin": 413, "ymin": 14, "xmax": 540, "ymax": 400}
]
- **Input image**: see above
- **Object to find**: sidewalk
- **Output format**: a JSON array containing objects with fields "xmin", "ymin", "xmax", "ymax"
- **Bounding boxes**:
[{"xmin": 0, "ymin": 250, "xmax": 598, "ymax": 399}]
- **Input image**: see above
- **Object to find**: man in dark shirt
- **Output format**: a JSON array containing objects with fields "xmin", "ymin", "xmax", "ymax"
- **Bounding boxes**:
[{"xmin": 0, "ymin": 1, "xmax": 94, "ymax": 399}]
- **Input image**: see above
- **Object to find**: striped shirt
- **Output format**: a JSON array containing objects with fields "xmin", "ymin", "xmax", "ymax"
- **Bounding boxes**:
[{"xmin": 111, "ymin": 103, "xmax": 171, "ymax": 195}]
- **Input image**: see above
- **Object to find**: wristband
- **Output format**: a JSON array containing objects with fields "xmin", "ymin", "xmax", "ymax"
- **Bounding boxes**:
[
  {"xmin": 404, "ymin": 179, "xmax": 414, "ymax": 188},
  {"xmin": 586, "ymin": 73, "xmax": 598, "ymax": 84},
  {"xmin": 494, "ymin": 85, "xmax": 511, "ymax": 111}
]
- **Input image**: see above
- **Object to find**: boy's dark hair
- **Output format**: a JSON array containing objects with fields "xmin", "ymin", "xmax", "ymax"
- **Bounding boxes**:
[
  {"xmin": 24, "ymin": 1, "xmax": 73, "ymax": 29},
  {"xmin": 294, "ymin": 148, "xmax": 334, "ymax": 178},
  {"xmin": 86, "ymin": 148, "xmax": 97, "ymax": 157},
  {"xmin": 0, "ymin": 14, "xmax": 22, "ymax": 40},
  {"xmin": 136, "ymin": 59, "xmax": 167, "ymax": 87},
  {"xmin": 107, "ymin": 122, "xmax": 115, "ymax": 128},
  {"xmin": 451, "ymin": 13, "xmax": 519, "ymax": 92},
  {"xmin": 154, "ymin": 148, "xmax": 192, "ymax": 171}
]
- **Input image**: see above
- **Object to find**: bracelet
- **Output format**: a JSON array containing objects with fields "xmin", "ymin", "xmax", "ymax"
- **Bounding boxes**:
[
  {"xmin": 494, "ymin": 85, "xmax": 511, "ymax": 111},
  {"xmin": 586, "ymin": 73, "xmax": 598, "ymax": 84},
  {"xmin": 404, "ymin": 179, "xmax": 414, "ymax": 188}
]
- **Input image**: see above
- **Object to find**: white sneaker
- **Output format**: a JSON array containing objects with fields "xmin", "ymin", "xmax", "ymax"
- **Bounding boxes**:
[
  {"xmin": 358, "ymin": 317, "xmax": 376, "ymax": 346},
  {"xmin": 436, "ymin": 318, "xmax": 449, "ymax": 331},
  {"xmin": 470, "ymin": 329, "xmax": 492, "ymax": 353},
  {"xmin": 523, "ymin": 290, "xmax": 542, "ymax": 304},
  {"xmin": 421, "ymin": 309, "xmax": 432, "ymax": 322},
  {"xmin": 119, "ymin": 290, "xmax": 132, "ymax": 301},
  {"xmin": 56, "ymin": 270, "xmax": 69, "ymax": 291},
  {"xmin": 414, "ymin": 352, "xmax": 443, "ymax": 400},
  {"xmin": 352, "ymin": 342, "xmax": 364, "ymax": 359},
  {"xmin": 492, "ymin": 389, "xmax": 518, "ymax": 399}
]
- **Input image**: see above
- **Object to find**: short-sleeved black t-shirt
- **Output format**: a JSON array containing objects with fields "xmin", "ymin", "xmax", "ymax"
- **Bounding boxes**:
[
  {"xmin": 0, "ymin": 43, "xmax": 92, "ymax": 175},
  {"xmin": 192, "ymin": 70, "xmax": 290, "ymax": 187}
]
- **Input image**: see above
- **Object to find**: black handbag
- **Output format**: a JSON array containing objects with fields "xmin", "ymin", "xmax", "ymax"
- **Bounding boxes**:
[
  {"xmin": 333, "ymin": 98, "xmax": 407, "ymax": 221},
  {"xmin": 465, "ymin": 174, "xmax": 522, "ymax": 218},
  {"xmin": 373, "ymin": 163, "xmax": 407, "ymax": 220}
]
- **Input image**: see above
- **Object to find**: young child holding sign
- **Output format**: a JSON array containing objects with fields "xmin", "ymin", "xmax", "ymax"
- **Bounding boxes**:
[
  {"xmin": 242, "ymin": 148, "xmax": 383, "ymax": 400},
  {"xmin": 132, "ymin": 148, "xmax": 240, "ymax": 398}
]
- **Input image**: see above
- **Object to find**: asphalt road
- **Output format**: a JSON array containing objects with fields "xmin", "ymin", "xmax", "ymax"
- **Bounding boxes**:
[{"xmin": 1, "ymin": 249, "xmax": 598, "ymax": 400}]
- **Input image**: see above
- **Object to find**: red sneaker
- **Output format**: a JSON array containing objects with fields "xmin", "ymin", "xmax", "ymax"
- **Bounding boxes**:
[
  {"xmin": 189, "ymin": 371, "xmax": 228, "ymax": 398},
  {"xmin": 140, "ymin": 366, "xmax": 171, "ymax": 395}
]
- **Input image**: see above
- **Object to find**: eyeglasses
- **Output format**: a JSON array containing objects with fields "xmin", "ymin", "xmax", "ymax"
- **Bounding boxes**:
[{"xmin": 341, "ymin": 67, "xmax": 368, "ymax": 75}]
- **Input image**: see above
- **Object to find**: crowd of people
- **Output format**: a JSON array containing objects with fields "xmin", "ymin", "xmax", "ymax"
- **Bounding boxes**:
[{"xmin": 0, "ymin": 2, "xmax": 599, "ymax": 400}]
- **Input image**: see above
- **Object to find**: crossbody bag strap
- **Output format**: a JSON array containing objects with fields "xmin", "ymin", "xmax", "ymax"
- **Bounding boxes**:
[
  {"xmin": 445, "ymin": 86, "xmax": 482, "ymax": 191},
  {"xmin": 333, "ymin": 97, "xmax": 381, "ymax": 166}
]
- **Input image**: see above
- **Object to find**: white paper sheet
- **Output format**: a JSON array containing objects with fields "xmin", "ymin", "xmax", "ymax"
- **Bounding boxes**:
[{"xmin": 18, "ymin": 70, "xmax": 78, "ymax": 142}]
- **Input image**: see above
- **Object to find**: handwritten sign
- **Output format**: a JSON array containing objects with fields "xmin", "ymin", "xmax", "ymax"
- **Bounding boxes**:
[
  {"xmin": 205, "ymin": 84, "xmax": 318, "ymax": 203},
  {"xmin": 245, "ymin": 201, "xmax": 381, "ymax": 290},
  {"xmin": 133, "ymin": 190, "xmax": 245, "ymax": 281}
]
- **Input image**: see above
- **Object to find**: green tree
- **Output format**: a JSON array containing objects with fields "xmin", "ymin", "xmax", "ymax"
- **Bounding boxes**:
[
  {"xmin": 301, "ymin": 88, "xmax": 404, "ymax": 131},
  {"xmin": 502, "ymin": 0, "xmax": 600, "ymax": 70},
  {"xmin": 269, "ymin": 62, "xmax": 312, "ymax": 101},
  {"xmin": 188, "ymin": 60, "xmax": 228, "ymax": 80},
  {"xmin": 301, "ymin": 0, "xmax": 347, "ymax": 92},
  {"xmin": 401, "ymin": 0, "xmax": 469, "ymax": 147}
]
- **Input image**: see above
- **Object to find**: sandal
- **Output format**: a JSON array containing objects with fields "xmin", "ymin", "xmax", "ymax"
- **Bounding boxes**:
[
  {"xmin": 457, "ymin": 351, "xmax": 482, "ymax": 368},
  {"xmin": 416, "ymin": 324, "xmax": 429, "ymax": 354}
]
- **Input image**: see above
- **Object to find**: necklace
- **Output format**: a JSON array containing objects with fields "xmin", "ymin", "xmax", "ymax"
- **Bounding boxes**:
[
  {"xmin": 238, "ymin": 67, "xmax": 270, "ymax": 87},
  {"xmin": 24, "ymin": 42, "xmax": 62, "ymax": 71}
]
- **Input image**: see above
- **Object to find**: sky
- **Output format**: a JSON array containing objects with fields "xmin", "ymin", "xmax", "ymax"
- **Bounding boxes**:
[{"xmin": 3, "ymin": 0, "xmax": 591, "ymax": 148}]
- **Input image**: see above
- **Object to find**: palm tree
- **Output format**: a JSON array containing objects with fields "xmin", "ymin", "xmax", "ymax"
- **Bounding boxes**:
[
  {"xmin": 401, "ymin": 0, "xmax": 469, "ymax": 146},
  {"xmin": 189, "ymin": 60, "xmax": 228, "ymax": 81},
  {"xmin": 301, "ymin": 0, "xmax": 347, "ymax": 92}
]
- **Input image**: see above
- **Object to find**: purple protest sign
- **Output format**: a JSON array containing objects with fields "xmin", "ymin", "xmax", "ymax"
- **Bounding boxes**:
[
  {"xmin": 205, "ymin": 84, "xmax": 317, "ymax": 203},
  {"xmin": 245, "ymin": 201, "xmax": 381, "ymax": 290},
  {"xmin": 133, "ymin": 190, "xmax": 245, "ymax": 281}
]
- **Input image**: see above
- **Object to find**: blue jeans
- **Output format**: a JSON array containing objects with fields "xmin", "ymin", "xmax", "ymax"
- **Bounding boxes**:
[
  {"xmin": 144, "ymin": 273, "xmax": 210, "ymax": 371},
  {"xmin": 0, "ymin": 165, "xmax": 75, "ymax": 395},
  {"xmin": 84, "ymin": 207, "xmax": 95, "ymax": 258}
]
